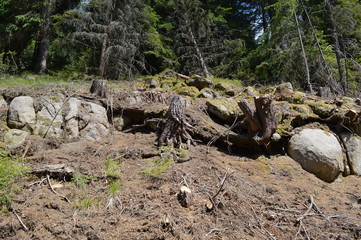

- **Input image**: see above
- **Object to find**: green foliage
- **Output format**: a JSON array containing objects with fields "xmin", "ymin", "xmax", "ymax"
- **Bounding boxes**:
[
  {"xmin": 73, "ymin": 197, "xmax": 99, "ymax": 211},
  {"xmin": 141, "ymin": 145, "xmax": 177, "ymax": 178},
  {"xmin": 108, "ymin": 180, "xmax": 122, "ymax": 197},
  {"xmin": 104, "ymin": 154, "xmax": 124, "ymax": 179},
  {"xmin": 71, "ymin": 171, "xmax": 93, "ymax": 189},
  {"xmin": 0, "ymin": 150, "xmax": 27, "ymax": 209}
]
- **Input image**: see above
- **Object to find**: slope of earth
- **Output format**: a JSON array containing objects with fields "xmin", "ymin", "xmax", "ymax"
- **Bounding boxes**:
[{"xmin": 0, "ymin": 130, "xmax": 360, "ymax": 240}]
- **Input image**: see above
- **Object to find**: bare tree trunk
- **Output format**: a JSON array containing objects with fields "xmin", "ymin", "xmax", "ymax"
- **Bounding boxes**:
[
  {"xmin": 99, "ymin": 34, "xmax": 109, "ymax": 77},
  {"xmin": 294, "ymin": 11, "xmax": 313, "ymax": 93},
  {"xmin": 300, "ymin": 0, "xmax": 341, "ymax": 94},
  {"xmin": 325, "ymin": 0, "xmax": 347, "ymax": 95},
  {"xmin": 33, "ymin": 0, "xmax": 55, "ymax": 74},
  {"xmin": 185, "ymin": 18, "xmax": 210, "ymax": 78}
]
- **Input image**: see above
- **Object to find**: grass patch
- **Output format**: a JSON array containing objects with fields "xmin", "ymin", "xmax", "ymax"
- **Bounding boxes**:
[
  {"xmin": 0, "ymin": 150, "xmax": 27, "ymax": 211},
  {"xmin": 141, "ymin": 145, "xmax": 176, "ymax": 178},
  {"xmin": 211, "ymin": 77, "xmax": 243, "ymax": 88}
]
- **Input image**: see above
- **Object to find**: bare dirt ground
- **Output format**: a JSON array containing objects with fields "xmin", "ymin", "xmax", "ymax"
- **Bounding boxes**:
[
  {"xmin": 0, "ymin": 83, "xmax": 360, "ymax": 240},
  {"xmin": 1, "ymin": 129, "xmax": 360, "ymax": 240}
]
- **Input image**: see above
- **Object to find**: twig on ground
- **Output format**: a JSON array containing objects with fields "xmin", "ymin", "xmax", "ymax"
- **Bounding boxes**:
[
  {"xmin": 297, "ymin": 195, "xmax": 327, "ymax": 222},
  {"xmin": 47, "ymin": 175, "xmax": 71, "ymax": 203},
  {"xmin": 28, "ymin": 177, "xmax": 47, "ymax": 187},
  {"xmin": 12, "ymin": 209, "xmax": 29, "ymax": 231}
]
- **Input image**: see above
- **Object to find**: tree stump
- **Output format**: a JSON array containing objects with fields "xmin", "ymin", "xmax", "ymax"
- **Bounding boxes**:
[
  {"xmin": 238, "ymin": 95, "xmax": 278, "ymax": 147},
  {"xmin": 90, "ymin": 79, "xmax": 107, "ymax": 98},
  {"xmin": 158, "ymin": 95, "xmax": 194, "ymax": 147},
  {"xmin": 177, "ymin": 186, "xmax": 192, "ymax": 208}
]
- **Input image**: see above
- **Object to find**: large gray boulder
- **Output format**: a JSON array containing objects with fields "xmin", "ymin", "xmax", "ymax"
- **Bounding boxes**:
[
  {"xmin": 288, "ymin": 128, "xmax": 344, "ymax": 182},
  {"xmin": 62, "ymin": 99, "xmax": 109, "ymax": 141},
  {"xmin": 7, "ymin": 96, "xmax": 36, "ymax": 130},
  {"xmin": 79, "ymin": 101, "xmax": 109, "ymax": 141},
  {"xmin": 34, "ymin": 94, "xmax": 64, "ymax": 138},
  {"xmin": 341, "ymin": 133, "xmax": 361, "ymax": 176}
]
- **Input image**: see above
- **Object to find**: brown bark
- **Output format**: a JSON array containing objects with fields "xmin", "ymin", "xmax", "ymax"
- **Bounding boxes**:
[
  {"xmin": 158, "ymin": 96, "xmax": 193, "ymax": 147},
  {"xmin": 238, "ymin": 95, "xmax": 277, "ymax": 146},
  {"xmin": 238, "ymin": 100, "xmax": 262, "ymax": 132}
]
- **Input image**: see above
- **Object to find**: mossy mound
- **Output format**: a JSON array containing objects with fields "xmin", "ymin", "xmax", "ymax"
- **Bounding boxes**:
[
  {"xmin": 177, "ymin": 86, "xmax": 200, "ymax": 98},
  {"xmin": 206, "ymin": 98, "xmax": 241, "ymax": 122}
]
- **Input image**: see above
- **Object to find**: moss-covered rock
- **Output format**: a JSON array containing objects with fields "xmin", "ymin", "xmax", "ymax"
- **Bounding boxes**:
[
  {"xmin": 199, "ymin": 88, "xmax": 220, "ymax": 99},
  {"xmin": 306, "ymin": 100, "xmax": 335, "ymax": 118},
  {"xmin": 177, "ymin": 86, "xmax": 200, "ymax": 98},
  {"xmin": 4, "ymin": 129, "xmax": 29, "ymax": 148},
  {"xmin": 215, "ymin": 82, "xmax": 239, "ymax": 96},
  {"xmin": 187, "ymin": 75, "xmax": 213, "ymax": 90},
  {"xmin": 280, "ymin": 91, "xmax": 306, "ymax": 104},
  {"xmin": 206, "ymin": 98, "xmax": 241, "ymax": 122},
  {"xmin": 291, "ymin": 104, "xmax": 314, "ymax": 115}
]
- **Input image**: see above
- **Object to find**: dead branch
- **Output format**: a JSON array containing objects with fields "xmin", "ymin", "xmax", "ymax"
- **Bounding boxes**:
[
  {"xmin": 47, "ymin": 175, "xmax": 71, "ymax": 203},
  {"xmin": 12, "ymin": 209, "xmax": 29, "ymax": 231},
  {"xmin": 176, "ymin": 73, "xmax": 190, "ymax": 80},
  {"xmin": 297, "ymin": 195, "xmax": 327, "ymax": 222}
]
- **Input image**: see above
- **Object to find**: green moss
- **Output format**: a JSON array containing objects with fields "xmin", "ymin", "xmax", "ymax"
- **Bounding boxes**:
[
  {"xmin": 281, "ymin": 91, "xmax": 306, "ymax": 104},
  {"xmin": 177, "ymin": 86, "xmax": 200, "ymax": 98},
  {"xmin": 291, "ymin": 104, "xmax": 314, "ymax": 115},
  {"xmin": 305, "ymin": 100, "xmax": 335, "ymax": 118},
  {"xmin": 206, "ymin": 98, "xmax": 240, "ymax": 121}
]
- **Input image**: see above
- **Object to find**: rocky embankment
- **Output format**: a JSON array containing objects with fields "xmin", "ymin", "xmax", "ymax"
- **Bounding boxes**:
[{"xmin": 1, "ymin": 74, "xmax": 360, "ymax": 183}]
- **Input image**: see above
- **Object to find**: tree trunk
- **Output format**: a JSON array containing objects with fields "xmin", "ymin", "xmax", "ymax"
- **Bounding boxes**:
[
  {"xmin": 33, "ymin": 0, "xmax": 55, "ymax": 74},
  {"xmin": 300, "ymin": 0, "xmax": 340, "ymax": 94},
  {"xmin": 90, "ymin": 79, "xmax": 108, "ymax": 98},
  {"xmin": 185, "ymin": 18, "xmax": 210, "ymax": 78},
  {"xmin": 99, "ymin": 34, "xmax": 109, "ymax": 77},
  {"xmin": 238, "ymin": 95, "xmax": 277, "ymax": 147},
  {"xmin": 294, "ymin": 11, "xmax": 313, "ymax": 93},
  {"xmin": 325, "ymin": 0, "xmax": 347, "ymax": 95}
]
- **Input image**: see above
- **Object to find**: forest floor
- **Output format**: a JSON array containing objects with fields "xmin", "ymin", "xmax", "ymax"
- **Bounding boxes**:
[{"xmin": 0, "ymin": 80, "xmax": 360, "ymax": 240}]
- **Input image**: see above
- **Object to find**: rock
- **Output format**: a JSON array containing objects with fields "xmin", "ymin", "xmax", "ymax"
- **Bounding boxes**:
[
  {"xmin": 34, "ymin": 94, "xmax": 64, "ymax": 138},
  {"xmin": 317, "ymin": 87, "xmax": 332, "ymax": 98},
  {"xmin": 0, "ymin": 98, "xmax": 7, "ymax": 108},
  {"xmin": 145, "ymin": 78, "xmax": 159, "ymax": 88},
  {"xmin": 113, "ymin": 115, "xmax": 131, "ymax": 131},
  {"xmin": 306, "ymin": 100, "xmax": 335, "ymax": 118},
  {"xmin": 288, "ymin": 128, "xmax": 344, "ymax": 182},
  {"xmin": 281, "ymin": 91, "xmax": 306, "ymax": 104},
  {"xmin": 199, "ymin": 88, "xmax": 220, "ymax": 99},
  {"xmin": 177, "ymin": 86, "xmax": 200, "ymax": 98},
  {"xmin": 277, "ymin": 82, "xmax": 293, "ymax": 93},
  {"xmin": 7, "ymin": 96, "xmax": 36, "ymax": 130},
  {"xmin": 187, "ymin": 75, "xmax": 213, "ymax": 90},
  {"xmin": 4, "ymin": 129, "xmax": 29, "ymax": 148},
  {"xmin": 62, "ymin": 98, "xmax": 81, "ymax": 141},
  {"xmin": 206, "ymin": 98, "xmax": 241, "ymax": 122},
  {"xmin": 341, "ymin": 133, "xmax": 361, "ymax": 176},
  {"xmin": 79, "ymin": 101, "xmax": 109, "ymax": 141},
  {"xmin": 241, "ymin": 86, "xmax": 259, "ymax": 97},
  {"xmin": 62, "ymin": 99, "xmax": 109, "ymax": 141},
  {"xmin": 215, "ymin": 82, "xmax": 239, "ymax": 96}
]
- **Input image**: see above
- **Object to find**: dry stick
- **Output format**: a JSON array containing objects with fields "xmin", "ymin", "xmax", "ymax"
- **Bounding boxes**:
[
  {"xmin": 12, "ymin": 209, "xmax": 29, "ymax": 231},
  {"xmin": 47, "ymin": 175, "xmax": 71, "ymax": 203},
  {"xmin": 297, "ymin": 195, "xmax": 327, "ymax": 222}
]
